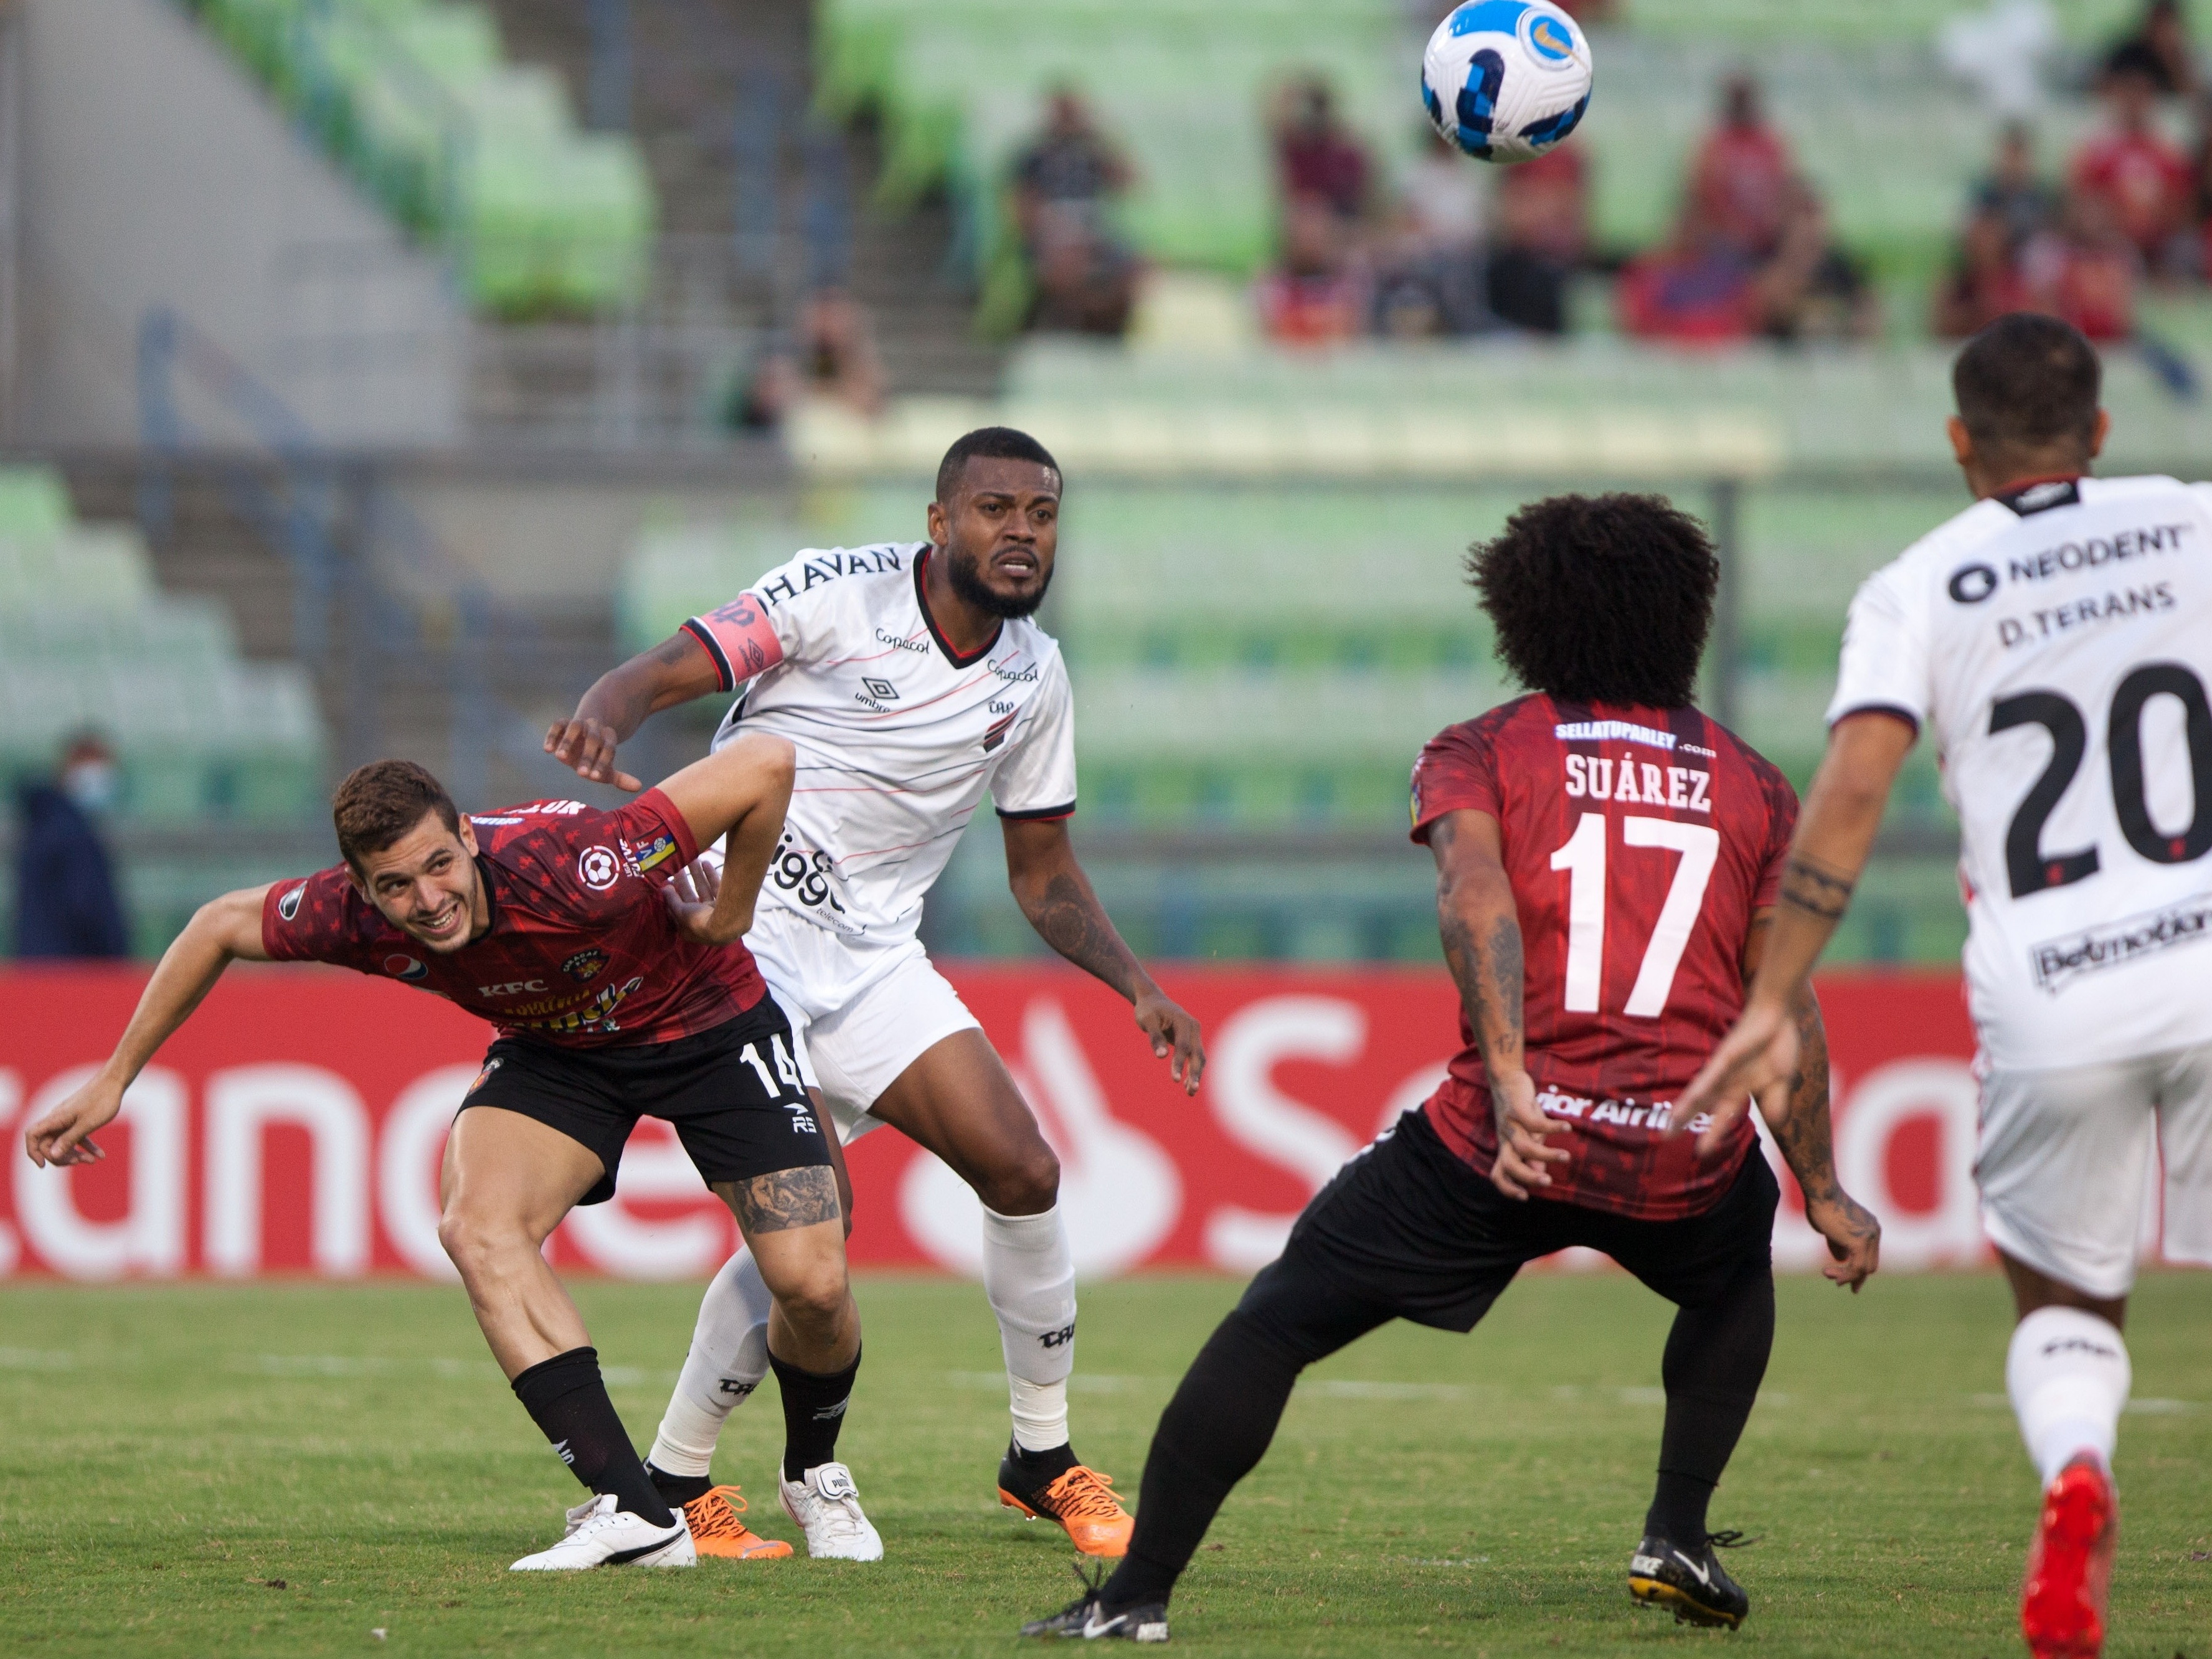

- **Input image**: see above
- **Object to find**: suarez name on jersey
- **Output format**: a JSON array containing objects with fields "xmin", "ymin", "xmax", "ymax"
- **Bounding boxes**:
[
  {"xmin": 1409, "ymin": 696, "xmax": 1798, "ymax": 1221},
  {"xmin": 680, "ymin": 541, "xmax": 1078, "ymax": 952},
  {"xmin": 1829, "ymin": 473, "xmax": 2212, "ymax": 1072},
  {"xmin": 260, "ymin": 789, "xmax": 766, "ymax": 1047}
]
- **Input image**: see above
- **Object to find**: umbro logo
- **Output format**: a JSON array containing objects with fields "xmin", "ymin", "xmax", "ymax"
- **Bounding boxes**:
[{"xmin": 861, "ymin": 677, "xmax": 899, "ymax": 699}]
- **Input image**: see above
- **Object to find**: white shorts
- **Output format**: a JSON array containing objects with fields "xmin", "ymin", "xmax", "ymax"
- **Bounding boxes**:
[
  {"xmin": 1977, "ymin": 1041, "xmax": 2212, "ymax": 1299},
  {"xmin": 746, "ymin": 910, "xmax": 981, "ymax": 1148}
]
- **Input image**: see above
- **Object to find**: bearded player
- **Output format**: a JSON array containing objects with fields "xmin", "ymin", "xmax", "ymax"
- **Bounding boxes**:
[
  {"xmin": 546, "ymin": 427, "xmax": 1206, "ymax": 1559},
  {"xmin": 1023, "ymin": 492, "xmax": 1881, "ymax": 1642},
  {"xmin": 22, "ymin": 740, "xmax": 884, "ymax": 1568},
  {"xmin": 1685, "ymin": 313, "xmax": 2212, "ymax": 1659}
]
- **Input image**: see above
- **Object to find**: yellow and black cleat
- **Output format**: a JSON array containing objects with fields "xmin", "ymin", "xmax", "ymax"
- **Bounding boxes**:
[{"xmin": 1628, "ymin": 1529, "xmax": 1752, "ymax": 1629}]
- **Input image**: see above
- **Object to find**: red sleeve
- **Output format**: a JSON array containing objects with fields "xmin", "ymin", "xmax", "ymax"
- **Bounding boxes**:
[
  {"xmin": 260, "ymin": 866, "xmax": 382, "ymax": 967},
  {"xmin": 1751, "ymin": 763, "xmax": 1800, "ymax": 911},
  {"xmin": 610, "ymin": 786, "xmax": 701, "ymax": 887},
  {"xmin": 1410, "ymin": 720, "xmax": 1501, "ymax": 844}
]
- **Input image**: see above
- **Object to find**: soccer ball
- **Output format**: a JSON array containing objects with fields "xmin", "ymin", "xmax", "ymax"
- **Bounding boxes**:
[{"xmin": 1422, "ymin": 0, "xmax": 1594, "ymax": 165}]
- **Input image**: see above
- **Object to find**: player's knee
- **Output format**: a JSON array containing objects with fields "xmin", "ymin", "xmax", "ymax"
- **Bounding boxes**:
[
  {"xmin": 437, "ymin": 1206, "xmax": 524, "ymax": 1280},
  {"xmin": 773, "ymin": 1257, "xmax": 851, "ymax": 1330},
  {"xmin": 982, "ymin": 1143, "xmax": 1060, "ymax": 1215}
]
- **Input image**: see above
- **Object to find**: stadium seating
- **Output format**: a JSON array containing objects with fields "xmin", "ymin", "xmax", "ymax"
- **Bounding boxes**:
[
  {"xmin": 191, "ymin": 0, "xmax": 655, "ymax": 314},
  {"xmin": 0, "ymin": 467, "xmax": 328, "ymax": 831}
]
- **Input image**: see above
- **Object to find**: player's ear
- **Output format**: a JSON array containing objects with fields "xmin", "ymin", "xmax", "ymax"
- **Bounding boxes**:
[
  {"xmin": 1944, "ymin": 415, "xmax": 1974, "ymax": 473},
  {"xmin": 926, "ymin": 498, "xmax": 951, "ymax": 548},
  {"xmin": 457, "ymin": 813, "xmax": 480, "ymax": 856},
  {"xmin": 2089, "ymin": 407, "xmax": 2110, "ymax": 459}
]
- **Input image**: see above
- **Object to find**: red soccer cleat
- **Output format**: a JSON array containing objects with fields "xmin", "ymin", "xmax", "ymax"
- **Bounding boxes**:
[{"xmin": 2021, "ymin": 1455, "xmax": 2117, "ymax": 1658}]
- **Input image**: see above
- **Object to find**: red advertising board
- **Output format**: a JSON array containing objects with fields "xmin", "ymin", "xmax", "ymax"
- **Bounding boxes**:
[{"xmin": 0, "ymin": 963, "xmax": 2039, "ymax": 1282}]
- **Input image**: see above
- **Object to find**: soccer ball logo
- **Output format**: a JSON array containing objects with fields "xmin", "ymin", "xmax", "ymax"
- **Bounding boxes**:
[
  {"xmin": 1422, "ymin": 0, "xmax": 1594, "ymax": 165},
  {"xmin": 577, "ymin": 845, "xmax": 622, "ymax": 892}
]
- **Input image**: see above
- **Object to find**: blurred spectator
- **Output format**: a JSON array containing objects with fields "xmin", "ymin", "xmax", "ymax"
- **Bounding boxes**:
[
  {"xmin": 1939, "ymin": 0, "xmax": 2059, "ymax": 120},
  {"xmin": 1973, "ymin": 123, "xmax": 2059, "ymax": 249},
  {"xmin": 1759, "ymin": 181, "xmax": 1879, "ymax": 341},
  {"xmin": 2071, "ymin": 57, "xmax": 2194, "ymax": 272},
  {"xmin": 1934, "ymin": 207, "xmax": 2036, "ymax": 336},
  {"xmin": 728, "ymin": 289, "xmax": 886, "ymax": 430},
  {"xmin": 2026, "ymin": 190, "xmax": 2142, "ymax": 341},
  {"xmin": 1616, "ymin": 202, "xmax": 1759, "ymax": 343},
  {"xmin": 1375, "ymin": 128, "xmax": 1491, "ymax": 336},
  {"xmin": 1010, "ymin": 89, "xmax": 1141, "ymax": 336},
  {"xmin": 1485, "ymin": 145, "xmax": 1589, "ymax": 334},
  {"xmin": 2102, "ymin": 0, "xmax": 2196, "ymax": 98},
  {"xmin": 1274, "ymin": 77, "xmax": 1374, "ymax": 227},
  {"xmin": 1257, "ymin": 196, "xmax": 1368, "ymax": 345},
  {"xmin": 1688, "ymin": 74, "xmax": 1797, "ymax": 259},
  {"xmin": 13, "ymin": 732, "xmax": 130, "ymax": 960}
]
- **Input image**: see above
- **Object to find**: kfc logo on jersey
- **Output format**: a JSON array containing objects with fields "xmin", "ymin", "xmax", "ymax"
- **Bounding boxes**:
[
  {"xmin": 577, "ymin": 846, "xmax": 622, "ymax": 891},
  {"xmin": 478, "ymin": 979, "xmax": 549, "ymax": 1000},
  {"xmin": 384, "ymin": 954, "xmax": 428, "ymax": 982},
  {"xmin": 276, "ymin": 883, "xmax": 308, "ymax": 922},
  {"xmin": 562, "ymin": 948, "xmax": 608, "ymax": 983}
]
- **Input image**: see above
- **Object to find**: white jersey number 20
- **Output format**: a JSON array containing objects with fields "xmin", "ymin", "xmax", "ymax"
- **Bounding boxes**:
[{"xmin": 1549, "ymin": 813, "xmax": 1719, "ymax": 1018}]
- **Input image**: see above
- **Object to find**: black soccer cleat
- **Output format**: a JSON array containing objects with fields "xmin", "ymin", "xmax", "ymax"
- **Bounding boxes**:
[
  {"xmin": 1019, "ymin": 1564, "xmax": 1169, "ymax": 1642},
  {"xmin": 1628, "ymin": 1528, "xmax": 1753, "ymax": 1629}
]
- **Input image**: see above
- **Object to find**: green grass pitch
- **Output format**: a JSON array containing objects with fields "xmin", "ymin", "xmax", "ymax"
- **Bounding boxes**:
[{"xmin": 1, "ymin": 1272, "xmax": 2208, "ymax": 1657}]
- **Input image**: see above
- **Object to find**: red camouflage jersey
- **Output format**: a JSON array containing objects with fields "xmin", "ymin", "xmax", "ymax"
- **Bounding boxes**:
[
  {"xmin": 260, "ymin": 789, "xmax": 766, "ymax": 1046},
  {"xmin": 1409, "ymin": 696, "xmax": 1797, "ymax": 1220}
]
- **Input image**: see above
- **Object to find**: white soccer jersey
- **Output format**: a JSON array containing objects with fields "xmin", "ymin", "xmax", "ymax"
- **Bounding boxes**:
[
  {"xmin": 1828, "ymin": 474, "xmax": 2212, "ymax": 1071},
  {"xmin": 683, "ymin": 540, "xmax": 1077, "ymax": 971}
]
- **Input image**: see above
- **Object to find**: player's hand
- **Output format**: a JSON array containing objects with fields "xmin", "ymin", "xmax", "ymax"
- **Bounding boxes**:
[
  {"xmin": 1488, "ymin": 1067, "xmax": 1571, "ymax": 1200},
  {"xmin": 544, "ymin": 715, "xmax": 642, "ymax": 792},
  {"xmin": 1133, "ymin": 989, "xmax": 1206, "ymax": 1095},
  {"xmin": 663, "ymin": 856, "xmax": 739, "ymax": 945},
  {"xmin": 24, "ymin": 1071, "xmax": 125, "ymax": 1168},
  {"xmin": 1676, "ymin": 995, "xmax": 1798, "ymax": 1160},
  {"xmin": 1805, "ymin": 1188, "xmax": 1881, "ymax": 1293}
]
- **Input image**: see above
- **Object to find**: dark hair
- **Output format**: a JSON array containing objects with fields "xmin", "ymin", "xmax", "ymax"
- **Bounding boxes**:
[
  {"xmin": 333, "ymin": 759, "xmax": 461, "ymax": 869},
  {"xmin": 1467, "ymin": 493, "xmax": 1718, "ymax": 710},
  {"xmin": 1953, "ymin": 313, "xmax": 2101, "ymax": 455},
  {"xmin": 935, "ymin": 427, "xmax": 1061, "ymax": 503}
]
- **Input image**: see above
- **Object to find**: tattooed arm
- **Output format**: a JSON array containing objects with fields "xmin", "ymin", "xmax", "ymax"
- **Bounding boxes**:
[
  {"xmin": 1003, "ymin": 817, "xmax": 1206, "ymax": 1095},
  {"xmin": 1678, "ymin": 711, "xmax": 1917, "ymax": 1146},
  {"xmin": 1428, "ymin": 809, "xmax": 1569, "ymax": 1200}
]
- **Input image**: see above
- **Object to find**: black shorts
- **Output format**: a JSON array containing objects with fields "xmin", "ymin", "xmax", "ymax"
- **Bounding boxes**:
[
  {"xmin": 460, "ymin": 998, "xmax": 832, "ymax": 1206},
  {"xmin": 1265, "ymin": 1107, "xmax": 1779, "ymax": 1336}
]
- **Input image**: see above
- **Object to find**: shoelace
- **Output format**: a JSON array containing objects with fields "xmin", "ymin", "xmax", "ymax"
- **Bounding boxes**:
[
  {"xmin": 1704, "ymin": 1530, "xmax": 1757, "ymax": 1550},
  {"xmin": 1042, "ymin": 1466, "xmax": 1125, "ymax": 1523},
  {"xmin": 686, "ymin": 1486, "xmax": 753, "ymax": 1541}
]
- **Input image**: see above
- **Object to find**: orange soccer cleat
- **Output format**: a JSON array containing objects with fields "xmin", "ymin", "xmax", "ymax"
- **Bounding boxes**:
[
  {"xmin": 681, "ymin": 1485, "xmax": 794, "ymax": 1561},
  {"xmin": 998, "ymin": 1453, "xmax": 1135, "ymax": 1559},
  {"xmin": 2021, "ymin": 1455, "xmax": 2117, "ymax": 1659}
]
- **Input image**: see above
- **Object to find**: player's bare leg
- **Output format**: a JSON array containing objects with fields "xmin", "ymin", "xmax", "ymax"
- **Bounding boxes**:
[
  {"xmin": 437, "ymin": 1107, "xmax": 692, "ymax": 1567},
  {"xmin": 2001, "ymin": 1251, "xmax": 2128, "ymax": 1659}
]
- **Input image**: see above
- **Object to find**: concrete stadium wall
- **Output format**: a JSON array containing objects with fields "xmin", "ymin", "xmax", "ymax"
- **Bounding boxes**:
[{"xmin": 16, "ymin": 0, "xmax": 463, "ymax": 447}]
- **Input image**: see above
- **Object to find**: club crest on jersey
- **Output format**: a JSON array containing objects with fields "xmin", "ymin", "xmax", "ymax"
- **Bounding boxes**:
[
  {"xmin": 577, "ymin": 845, "xmax": 622, "ymax": 892},
  {"xmin": 276, "ymin": 883, "xmax": 308, "ymax": 922},
  {"xmin": 562, "ymin": 947, "xmax": 608, "ymax": 983},
  {"xmin": 384, "ymin": 953, "xmax": 428, "ymax": 982},
  {"xmin": 982, "ymin": 710, "xmax": 1018, "ymax": 753}
]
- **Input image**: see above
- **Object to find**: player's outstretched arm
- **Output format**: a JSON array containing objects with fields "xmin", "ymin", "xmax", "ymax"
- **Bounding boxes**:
[
  {"xmin": 545, "ymin": 631, "xmax": 726, "ymax": 792},
  {"xmin": 655, "ymin": 732, "xmax": 796, "ymax": 945},
  {"xmin": 1429, "ymin": 808, "xmax": 1569, "ymax": 1199},
  {"xmin": 22, "ymin": 884, "xmax": 274, "ymax": 1168},
  {"xmin": 1002, "ymin": 817, "xmax": 1206, "ymax": 1095},
  {"xmin": 1678, "ymin": 712, "xmax": 1917, "ymax": 1144}
]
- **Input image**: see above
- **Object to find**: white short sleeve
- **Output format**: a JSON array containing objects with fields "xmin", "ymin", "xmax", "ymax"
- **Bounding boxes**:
[
  {"xmin": 1825, "ymin": 562, "xmax": 1934, "ymax": 732},
  {"xmin": 991, "ymin": 653, "xmax": 1079, "ymax": 820}
]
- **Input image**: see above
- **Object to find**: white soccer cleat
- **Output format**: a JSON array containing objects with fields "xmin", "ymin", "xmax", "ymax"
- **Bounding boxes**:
[
  {"xmin": 509, "ymin": 1492, "xmax": 697, "ymax": 1571},
  {"xmin": 777, "ymin": 1462, "xmax": 884, "ymax": 1561}
]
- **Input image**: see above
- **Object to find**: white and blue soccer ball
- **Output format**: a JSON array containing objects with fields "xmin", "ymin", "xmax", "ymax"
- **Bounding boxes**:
[{"xmin": 1421, "ymin": 0, "xmax": 1594, "ymax": 165}]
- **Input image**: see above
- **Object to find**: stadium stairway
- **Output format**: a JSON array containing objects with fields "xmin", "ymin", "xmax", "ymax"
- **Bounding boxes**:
[{"xmin": 480, "ymin": 0, "xmax": 1006, "ymax": 400}]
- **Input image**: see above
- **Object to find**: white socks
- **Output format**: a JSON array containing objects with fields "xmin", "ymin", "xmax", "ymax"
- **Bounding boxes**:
[
  {"xmin": 2006, "ymin": 1305, "xmax": 2131, "ymax": 1486},
  {"xmin": 648, "ymin": 1207, "xmax": 1080, "ymax": 1472},
  {"xmin": 982, "ymin": 1204, "xmax": 1077, "ymax": 1453},
  {"xmin": 649, "ymin": 1246, "xmax": 775, "ymax": 1478}
]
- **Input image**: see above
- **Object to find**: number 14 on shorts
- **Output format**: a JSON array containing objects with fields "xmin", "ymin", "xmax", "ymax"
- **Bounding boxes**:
[{"xmin": 738, "ymin": 1034, "xmax": 816, "ymax": 1130}]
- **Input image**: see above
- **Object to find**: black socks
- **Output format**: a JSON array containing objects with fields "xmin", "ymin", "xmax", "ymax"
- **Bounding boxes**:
[
  {"xmin": 1645, "ymin": 1265, "xmax": 1775, "ymax": 1546},
  {"xmin": 1645, "ymin": 1468, "xmax": 1716, "ymax": 1544},
  {"xmin": 511, "ymin": 1346, "xmax": 674, "ymax": 1528},
  {"xmin": 1007, "ymin": 1437, "xmax": 1079, "ymax": 1484},
  {"xmin": 771, "ymin": 1345, "xmax": 861, "ymax": 1482},
  {"xmin": 645, "ymin": 1462, "xmax": 714, "ymax": 1508}
]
